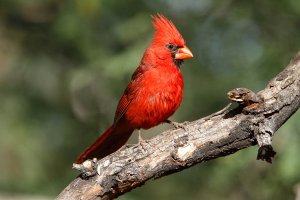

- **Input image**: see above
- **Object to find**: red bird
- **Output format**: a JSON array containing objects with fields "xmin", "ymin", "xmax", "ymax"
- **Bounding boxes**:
[{"xmin": 75, "ymin": 14, "xmax": 193, "ymax": 164}]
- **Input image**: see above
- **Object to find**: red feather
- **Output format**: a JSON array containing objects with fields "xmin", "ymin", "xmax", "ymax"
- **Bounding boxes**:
[{"xmin": 75, "ymin": 14, "xmax": 193, "ymax": 164}]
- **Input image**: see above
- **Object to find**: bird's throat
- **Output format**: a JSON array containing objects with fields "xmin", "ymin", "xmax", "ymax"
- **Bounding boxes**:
[{"xmin": 173, "ymin": 59, "xmax": 184, "ymax": 68}]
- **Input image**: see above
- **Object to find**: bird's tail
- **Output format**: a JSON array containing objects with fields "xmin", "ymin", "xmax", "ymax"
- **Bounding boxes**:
[{"xmin": 75, "ymin": 125, "xmax": 134, "ymax": 164}]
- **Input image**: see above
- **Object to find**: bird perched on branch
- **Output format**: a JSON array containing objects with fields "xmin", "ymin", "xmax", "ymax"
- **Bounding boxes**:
[{"xmin": 75, "ymin": 14, "xmax": 193, "ymax": 164}]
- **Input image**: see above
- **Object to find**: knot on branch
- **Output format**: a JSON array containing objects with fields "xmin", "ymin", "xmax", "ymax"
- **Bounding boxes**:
[
  {"xmin": 227, "ymin": 88, "xmax": 263, "ymax": 112},
  {"xmin": 172, "ymin": 143, "xmax": 197, "ymax": 163},
  {"xmin": 73, "ymin": 158, "xmax": 98, "ymax": 178}
]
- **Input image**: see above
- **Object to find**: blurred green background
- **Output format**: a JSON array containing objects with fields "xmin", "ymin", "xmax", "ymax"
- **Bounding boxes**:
[{"xmin": 0, "ymin": 0, "xmax": 300, "ymax": 199}]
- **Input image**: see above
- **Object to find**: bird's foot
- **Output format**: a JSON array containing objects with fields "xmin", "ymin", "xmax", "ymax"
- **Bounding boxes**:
[
  {"xmin": 119, "ymin": 143, "xmax": 135, "ymax": 151},
  {"xmin": 165, "ymin": 119, "xmax": 189, "ymax": 131}
]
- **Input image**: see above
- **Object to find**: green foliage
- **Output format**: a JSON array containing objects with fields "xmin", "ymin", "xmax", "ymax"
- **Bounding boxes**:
[{"xmin": 0, "ymin": 0, "xmax": 299, "ymax": 199}]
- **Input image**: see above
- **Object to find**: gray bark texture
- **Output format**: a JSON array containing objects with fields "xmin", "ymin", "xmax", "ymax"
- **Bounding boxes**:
[{"xmin": 57, "ymin": 51, "xmax": 300, "ymax": 200}]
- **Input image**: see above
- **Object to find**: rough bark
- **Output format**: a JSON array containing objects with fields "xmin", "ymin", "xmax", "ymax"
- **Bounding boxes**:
[{"xmin": 57, "ymin": 52, "xmax": 300, "ymax": 200}]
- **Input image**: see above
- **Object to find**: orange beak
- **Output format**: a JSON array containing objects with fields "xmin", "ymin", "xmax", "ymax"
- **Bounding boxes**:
[{"xmin": 175, "ymin": 45, "xmax": 193, "ymax": 60}]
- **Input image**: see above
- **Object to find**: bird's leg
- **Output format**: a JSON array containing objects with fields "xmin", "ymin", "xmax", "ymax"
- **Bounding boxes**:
[
  {"xmin": 137, "ymin": 129, "xmax": 148, "ymax": 151},
  {"xmin": 165, "ymin": 119, "xmax": 188, "ymax": 131},
  {"xmin": 138, "ymin": 129, "xmax": 144, "ymax": 143},
  {"xmin": 138, "ymin": 129, "xmax": 149, "ymax": 144}
]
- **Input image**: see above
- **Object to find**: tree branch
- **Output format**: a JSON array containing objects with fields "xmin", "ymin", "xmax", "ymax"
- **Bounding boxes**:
[{"xmin": 57, "ymin": 51, "xmax": 300, "ymax": 200}]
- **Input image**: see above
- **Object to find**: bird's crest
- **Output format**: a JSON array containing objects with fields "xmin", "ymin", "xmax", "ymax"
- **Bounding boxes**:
[{"xmin": 151, "ymin": 14, "xmax": 185, "ymax": 47}]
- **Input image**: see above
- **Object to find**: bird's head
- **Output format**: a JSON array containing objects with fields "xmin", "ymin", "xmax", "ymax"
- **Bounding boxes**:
[{"xmin": 149, "ymin": 14, "xmax": 193, "ymax": 68}]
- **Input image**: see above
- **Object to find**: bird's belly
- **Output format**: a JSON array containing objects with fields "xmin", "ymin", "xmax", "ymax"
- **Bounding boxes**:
[{"xmin": 125, "ymin": 86, "xmax": 183, "ymax": 129}]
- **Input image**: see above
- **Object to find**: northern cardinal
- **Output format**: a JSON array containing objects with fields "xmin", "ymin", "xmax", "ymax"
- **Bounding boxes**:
[{"xmin": 75, "ymin": 14, "xmax": 193, "ymax": 164}]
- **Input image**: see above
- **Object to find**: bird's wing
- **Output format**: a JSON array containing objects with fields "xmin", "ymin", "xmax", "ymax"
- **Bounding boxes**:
[
  {"xmin": 113, "ymin": 92, "xmax": 132, "ymax": 127},
  {"xmin": 113, "ymin": 64, "xmax": 149, "ymax": 127}
]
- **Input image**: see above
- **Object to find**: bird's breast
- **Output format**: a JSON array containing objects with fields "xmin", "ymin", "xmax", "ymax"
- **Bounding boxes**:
[{"xmin": 125, "ymin": 66, "xmax": 184, "ymax": 129}]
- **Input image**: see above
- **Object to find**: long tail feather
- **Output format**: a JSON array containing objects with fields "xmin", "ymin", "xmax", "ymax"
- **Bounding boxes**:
[{"xmin": 75, "ymin": 125, "xmax": 134, "ymax": 164}]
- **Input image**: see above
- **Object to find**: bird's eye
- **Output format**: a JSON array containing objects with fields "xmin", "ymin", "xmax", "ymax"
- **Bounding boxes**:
[{"xmin": 167, "ymin": 44, "xmax": 177, "ymax": 51}]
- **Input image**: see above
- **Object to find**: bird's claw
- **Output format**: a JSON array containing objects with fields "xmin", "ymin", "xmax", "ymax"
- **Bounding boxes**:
[
  {"xmin": 165, "ymin": 120, "xmax": 189, "ymax": 131},
  {"xmin": 119, "ymin": 143, "xmax": 135, "ymax": 151}
]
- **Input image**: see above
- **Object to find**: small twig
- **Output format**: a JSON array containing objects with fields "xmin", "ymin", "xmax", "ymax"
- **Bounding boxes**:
[{"xmin": 197, "ymin": 103, "xmax": 232, "ymax": 123}]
